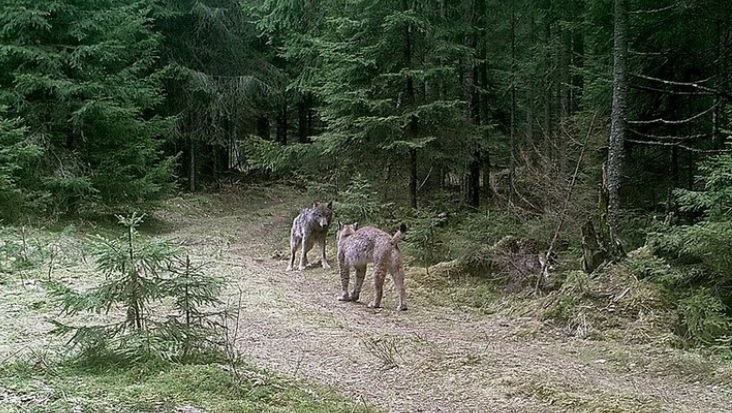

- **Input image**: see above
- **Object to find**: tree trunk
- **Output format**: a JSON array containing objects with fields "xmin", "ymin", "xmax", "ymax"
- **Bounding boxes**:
[
  {"xmin": 257, "ymin": 116, "xmax": 270, "ymax": 140},
  {"xmin": 466, "ymin": 0, "xmax": 486, "ymax": 208},
  {"xmin": 509, "ymin": 1, "xmax": 517, "ymax": 206},
  {"xmin": 276, "ymin": 101, "xmax": 288, "ymax": 145},
  {"xmin": 410, "ymin": 148, "xmax": 418, "ymax": 208},
  {"xmin": 189, "ymin": 136, "xmax": 196, "ymax": 192},
  {"xmin": 403, "ymin": 0, "xmax": 418, "ymax": 208},
  {"xmin": 298, "ymin": 93, "xmax": 314, "ymax": 143},
  {"xmin": 525, "ymin": 10, "xmax": 535, "ymax": 148},
  {"xmin": 608, "ymin": 0, "xmax": 628, "ymax": 231}
]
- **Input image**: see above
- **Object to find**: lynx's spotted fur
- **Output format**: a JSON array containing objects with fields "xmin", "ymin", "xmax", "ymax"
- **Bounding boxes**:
[{"xmin": 336, "ymin": 222, "xmax": 408, "ymax": 311}]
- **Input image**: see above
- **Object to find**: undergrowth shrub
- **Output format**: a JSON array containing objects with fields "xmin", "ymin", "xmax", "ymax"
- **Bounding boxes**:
[
  {"xmin": 403, "ymin": 209, "xmax": 448, "ymax": 268},
  {"xmin": 48, "ymin": 213, "xmax": 228, "ymax": 364},
  {"xmin": 538, "ymin": 249, "xmax": 676, "ymax": 343},
  {"xmin": 333, "ymin": 174, "xmax": 393, "ymax": 225},
  {"xmin": 677, "ymin": 289, "xmax": 731, "ymax": 346},
  {"xmin": 0, "ymin": 226, "xmax": 50, "ymax": 276}
]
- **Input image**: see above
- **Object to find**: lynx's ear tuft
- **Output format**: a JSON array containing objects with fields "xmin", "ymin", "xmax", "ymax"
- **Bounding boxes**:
[
  {"xmin": 399, "ymin": 223, "xmax": 408, "ymax": 233},
  {"xmin": 327, "ymin": 201, "xmax": 333, "ymax": 209},
  {"xmin": 353, "ymin": 222, "xmax": 358, "ymax": 230}
]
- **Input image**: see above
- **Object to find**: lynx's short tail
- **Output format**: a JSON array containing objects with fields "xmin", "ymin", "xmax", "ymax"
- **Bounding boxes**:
[{"xmin": 390, "ymin": 223, "xmax": 408, "ymax": 245}]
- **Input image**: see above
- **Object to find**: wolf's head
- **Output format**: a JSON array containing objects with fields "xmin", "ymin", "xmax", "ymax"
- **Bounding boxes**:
[{"xmin": 310, "ymin": 201, "xmax": 333, "ymax": 230}]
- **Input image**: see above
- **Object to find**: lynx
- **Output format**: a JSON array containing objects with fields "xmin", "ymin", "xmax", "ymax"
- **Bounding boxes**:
[{"xmin": 336, "ymin": 222, "xmax": 408, "ymax": 311}]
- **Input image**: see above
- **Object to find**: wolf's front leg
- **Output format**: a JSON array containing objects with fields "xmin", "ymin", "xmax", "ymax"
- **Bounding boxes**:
[
  {"xmin": 298, "ymin": 234, "xmax": 309, "ymax": 271},
  {"xmin": 319, "ymin": 237, "xmax": 330, "ymax": 269}
]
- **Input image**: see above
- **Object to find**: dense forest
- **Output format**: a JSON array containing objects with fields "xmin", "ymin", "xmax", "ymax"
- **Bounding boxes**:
[
  {"xmin": 5, "ymin": 2, "xmax": 732, "ymax": 410},
  {"xmin": 1, "ymin": 0, "xmax": 729, "ymax": 216},
  {"xmin": 3, "ymin": 0, "xmax": 732, "ymax": 345}
]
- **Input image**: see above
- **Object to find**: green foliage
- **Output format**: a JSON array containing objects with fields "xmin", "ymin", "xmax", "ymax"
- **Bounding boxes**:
[
  {"xmin": 334, "ymin": 174, "xmax": 393, "ymax": 225},
  {"xmin": 677, "ymin": 289, "xmax": 731, "ymax": 346},
  {"xmin": 0, "ymin": 0, "xmax": 175, "ymax": 216},
  {"xmin": 403, "ymin": 209, "xmax": 448, "ymax": 267},
  {"xmin": 676, "ymin": 154, "xmax": 732, "ymax": 221},
  {"xmin": 648, "ymin": 154, "xmax": 732, "ymax": 320},
  {"xmin": 48, "ymin": 213, "xmax": 227, "ymax": 363},
  {"xmin": 270, "ymin": 0, "xmax": 480, "ymax": 193},
  {"xmin": 0, "ymin": 108, "xmax": 42, "ymax": 221},
  {"xmin": 0, "ymin": 226, "xmax": 52, "ymax": 277}
]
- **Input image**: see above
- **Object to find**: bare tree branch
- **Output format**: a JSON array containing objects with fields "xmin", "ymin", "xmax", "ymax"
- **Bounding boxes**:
[
  {"xmin": 627, "ymin": 103, "xmax": 719, "ymax": 126},
  {"xmin": 627, "ymin": 139, "xmax": 732, "ymax": 153},
  {"xmin": 630, "ymin": 83, "xmax": 713, "ymax": 96},
  {"xmin": 632, "ymin": 73, "xmax": 732, "ymax": 101},
  {"xmin": 629, "ymin": 129, "xmax": 711, "ymax": 141},
  {"xmin": 630, "ymin": 4, "xmax": 677, "ymax": 14}
]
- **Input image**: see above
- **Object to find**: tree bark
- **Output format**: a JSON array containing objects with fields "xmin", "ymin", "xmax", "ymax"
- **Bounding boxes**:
[
  {"xmin": 276, "ymin": 101, "xmax": 288, "ymax": 145},
  {"xmin": 403, "ymin": 0, "xmax": 418, "ymax": 208},
  {"xmin": 298, "ymin": 93, "xmax": 314, "ymax": 143},
  {"xmin": 509, "ymin": 1, "xmax": 517, "ymax": 205},
  {"xmin": 608, "ymin": 0, "xmax": 628, "ymax": 231},
  {"xmin": 189, "ymin": 136, "xmax": 196, "ymax": 192},
  {"xmin": 466, "ymin": 0, "xmax": 486, "ymax": 208}
]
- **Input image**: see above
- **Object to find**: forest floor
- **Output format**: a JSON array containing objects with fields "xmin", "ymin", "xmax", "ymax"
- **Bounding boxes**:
[
  {"xmin": 152, "ymin": 185, "xmax": 732, "ymax": 413},
  {"xmin": 2, "ymin": 184, "xmax": 732, "ymax": 413}
]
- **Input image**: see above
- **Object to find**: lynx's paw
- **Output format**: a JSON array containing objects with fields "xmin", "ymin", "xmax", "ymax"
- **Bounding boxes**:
[
  {"xmin": 337, "ymin": 292, "xmax": 351, "ymax": 301},
  {"xmin": 321, "ymin": 260, "xmax": 331, "ymax": 270},
  {"xmin": 367, "ymin": 301, "xmax": 382, "ymax": 309},
  {"xmin": 396, "ymin": 303, "xmax": 408, "ymax": 311}
]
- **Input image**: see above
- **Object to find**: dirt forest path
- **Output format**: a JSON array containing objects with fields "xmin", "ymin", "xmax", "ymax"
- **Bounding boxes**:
[{"xmin": 157, "ymin": 187, "xmax": 732, "ymax": 413}]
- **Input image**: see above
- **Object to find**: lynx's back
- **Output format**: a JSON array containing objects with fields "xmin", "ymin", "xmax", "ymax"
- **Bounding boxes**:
[{"xmin": 339, "ymin": 227, "xmax": 388, "ymax": 266}]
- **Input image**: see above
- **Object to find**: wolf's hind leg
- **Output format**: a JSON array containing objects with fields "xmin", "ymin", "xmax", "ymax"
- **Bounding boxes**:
[{"xmin": 287, "ymin": 234, "xmax": 301, "ymax": 271}]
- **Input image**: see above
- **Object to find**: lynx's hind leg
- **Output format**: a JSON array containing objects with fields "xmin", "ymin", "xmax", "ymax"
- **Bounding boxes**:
[
  {"xmin": 350, "ymin": 265, "xmax": 367, "ymax": 302},
  {"xmin": 392, "ymin": 269, "xmax": 408, "ymax": 311},
  {"xmin": 368, "ymin": 267, "xmax": 387, "ymax": 309},
  {"xmin": 338, "ymin": 265, "xmax": 352, "ymax": 301}
]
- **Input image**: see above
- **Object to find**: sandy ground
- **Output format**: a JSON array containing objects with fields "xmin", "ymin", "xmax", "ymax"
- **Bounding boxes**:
[
  {"xmin": 2, "ymin": 186, "xmax": 731, "ymax": 413},
  {"xmin": 153, "ymin": 187, "xmax": 732, "ymax": 413}
]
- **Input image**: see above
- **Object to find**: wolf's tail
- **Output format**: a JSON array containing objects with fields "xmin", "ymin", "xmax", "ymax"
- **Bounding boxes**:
[{"xmin": 390, "ymin": 223, "xmax": 408, "ymax": 245}]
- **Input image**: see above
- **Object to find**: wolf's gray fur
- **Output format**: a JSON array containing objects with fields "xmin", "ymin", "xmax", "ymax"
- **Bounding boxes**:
[
  {"xmin": 336, "ymin": 222, "xmax": 408, "ymax": 311},
  {"xmin": 287, "ymin": 201, "xmax": 334, "ymax": 271}
]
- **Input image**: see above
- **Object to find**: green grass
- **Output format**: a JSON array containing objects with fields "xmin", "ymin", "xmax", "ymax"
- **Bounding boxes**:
[
  {"xmin": 0, "ymin": 357, "xmax": 372, "ymax": 413},
  {"xmin": 0, "ymin": 185, "xmax": 376, "ymax": 413}
]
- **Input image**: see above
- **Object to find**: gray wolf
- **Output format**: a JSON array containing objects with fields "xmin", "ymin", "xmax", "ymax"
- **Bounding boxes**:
[
  {"xmin": 287, "ymin": 201, "xmax": 334, "ymax": 271},
  {"xmin": 336, "ymin": 222, "xmax": 408, "ymax": 311}
]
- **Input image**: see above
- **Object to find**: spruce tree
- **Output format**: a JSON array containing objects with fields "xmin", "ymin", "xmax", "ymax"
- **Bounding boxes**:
[{"xmin": 0, "ymin": 0, "xmax": 175, "ymax": 214}]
